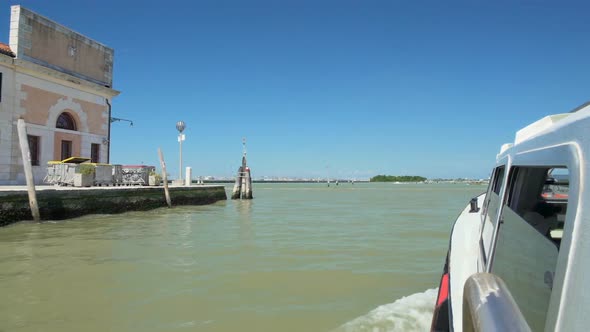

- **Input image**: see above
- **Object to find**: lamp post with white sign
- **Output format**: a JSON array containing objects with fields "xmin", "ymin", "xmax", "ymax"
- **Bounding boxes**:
[{"xmin": 176, "ymin": 121, "xmax": 186, "ymax": 182}]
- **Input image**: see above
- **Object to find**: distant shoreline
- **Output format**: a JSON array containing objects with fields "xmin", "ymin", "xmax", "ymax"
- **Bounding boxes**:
[
  {"xmin": 203, "ymin": 180, "xmax": 370, "ymax": 184},
  {"xmin": 201, "ymin": 180, "xmax": 487, "ymax": 184}
]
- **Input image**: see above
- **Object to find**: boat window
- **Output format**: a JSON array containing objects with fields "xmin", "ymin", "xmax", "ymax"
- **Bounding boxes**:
[
  {"xmin": 506, "ymin": 167, "xmax": 568, "ymax": 244},
  {"xmin": 491, "ymin": 166, "xmax": 569, "ymax": 331},
  {"xmin": 480, "ymin": 166, "xmax": 505, "ymax": 263},
  {"xmin": 492, "ymin": 166, "xmax": 505, "ymax": 195},
  {"xmin": 480, "ymin": 174, "xmax": 494, "ymax": 220},
  {"xmin": 481, "ymin": 166, "xmax": 505, "ymax": 219},
  {"xmin": 542, "ymin": 168, "xmax": 569, "ymax": 202}
]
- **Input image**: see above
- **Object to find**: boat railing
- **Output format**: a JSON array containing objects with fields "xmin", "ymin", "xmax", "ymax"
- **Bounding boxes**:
[{"xmin": 463, "ymin": 273, "xmax": 531, "ymax": 332}]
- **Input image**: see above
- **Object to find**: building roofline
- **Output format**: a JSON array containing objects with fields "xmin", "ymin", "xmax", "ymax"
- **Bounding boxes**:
[
  {"xmin": 0, "ymin": 42, "xmax": 15, "ymax": 57},
  {"xmin": 11, "ymin": 5, "xmax": 113, "ymax": 50}
]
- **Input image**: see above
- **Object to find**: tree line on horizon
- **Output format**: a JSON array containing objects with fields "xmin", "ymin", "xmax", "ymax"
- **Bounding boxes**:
[{"xmin": 369, "ymin": 175, "xmax": 427, "ymax": 182}]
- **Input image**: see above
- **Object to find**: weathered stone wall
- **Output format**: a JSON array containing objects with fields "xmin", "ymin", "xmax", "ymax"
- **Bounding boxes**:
[
  {"xmin": 0, "ymin": 186, "xmax": 227, "ymax": 226},
  {"xmin": 10, "ymin": 5, "xmax": 114, "ymax": 87}
]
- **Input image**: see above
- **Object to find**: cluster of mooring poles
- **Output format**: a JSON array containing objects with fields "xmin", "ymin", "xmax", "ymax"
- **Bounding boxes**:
[{"xmin": 231, "ymin": 138, "xmax": 253, "ymax": 199}]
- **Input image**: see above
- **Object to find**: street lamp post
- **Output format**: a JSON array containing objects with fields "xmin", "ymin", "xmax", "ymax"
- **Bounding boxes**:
[{"xmin": 176, "ymin": 121, "xmax": 186, "ymax": 181}]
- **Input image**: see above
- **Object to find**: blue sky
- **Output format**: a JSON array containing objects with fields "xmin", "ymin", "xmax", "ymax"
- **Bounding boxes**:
[{"xmin": 2, "ymin": 1, "xmax": 589, "ymax": 179}]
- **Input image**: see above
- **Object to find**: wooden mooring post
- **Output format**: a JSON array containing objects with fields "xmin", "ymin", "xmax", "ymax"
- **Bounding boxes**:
[
  {"xmin": 158, "ymin": 148, "xmax": 172, "ymax": 208},
  {"xmin": 16, "ymin": 119, "xmax": 41, "ymax": 222}
]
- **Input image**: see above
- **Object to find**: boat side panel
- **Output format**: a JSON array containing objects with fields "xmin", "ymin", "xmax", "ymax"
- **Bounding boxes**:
[
  {"xmin": 449, "ymin": 193, "xmax": 486, "ymax": 332},
  {"xmin": 492, "ymin": 206, "xmax": 559, "ymax": 331}
]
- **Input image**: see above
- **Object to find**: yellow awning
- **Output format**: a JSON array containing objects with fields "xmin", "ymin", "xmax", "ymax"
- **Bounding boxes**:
[{"xmin": 61, "ymin": 156, "xmax": 91, "ymax": 164}]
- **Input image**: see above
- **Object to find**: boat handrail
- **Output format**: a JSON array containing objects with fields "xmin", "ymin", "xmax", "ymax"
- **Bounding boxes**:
[{"xmin": 463, "ymin": 273, "xmax": 531, "ymax": 332}]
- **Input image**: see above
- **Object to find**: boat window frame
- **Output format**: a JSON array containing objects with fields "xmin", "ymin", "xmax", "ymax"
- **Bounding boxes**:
[
  {"xmin": 490, "ymin": 165, "xmax": 567, "ymax": 331},
  {"xmin": 486, "ymin": 142, "xmax": 580, "ymax": 331},
  {"xmin": 480, "ymin": 171, "xmax": 494, "ymax": 222},
  {"xmin": 479, "ymin": 156, "xmax": 510, "ymax": 270},
  {"xmin": 479, "ymin": 170, "xmax": 497, "ymax": 267},
  {"xmin": 481, "ymin": 166, "xmax": 505, "ymax": 220}
]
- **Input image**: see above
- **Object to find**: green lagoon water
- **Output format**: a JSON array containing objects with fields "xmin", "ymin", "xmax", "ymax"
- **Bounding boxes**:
[{"xmin": 0, "ymin": 183, "xmax": 484, "ymax": 332}]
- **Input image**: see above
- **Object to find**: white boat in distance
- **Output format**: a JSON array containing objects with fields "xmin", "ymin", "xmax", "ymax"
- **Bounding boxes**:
[{"xmin": 430, "ymin": 102, "xmax": 590, "ymax": 332}]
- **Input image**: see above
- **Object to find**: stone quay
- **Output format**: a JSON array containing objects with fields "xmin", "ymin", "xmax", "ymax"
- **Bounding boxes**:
[{"xmin": 0, "ymin": 185, "xmax": 227, "ymax": 226}]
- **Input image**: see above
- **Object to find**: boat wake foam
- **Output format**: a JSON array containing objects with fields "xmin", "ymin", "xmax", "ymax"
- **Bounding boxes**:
[{"xmin": 334, "ymin": 288, "xmax": 437, "ymax": 332}]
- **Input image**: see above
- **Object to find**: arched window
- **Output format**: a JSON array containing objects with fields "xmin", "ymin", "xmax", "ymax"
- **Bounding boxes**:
[{"xmin": 56, "ymin": 112, "xmax": 76, "ymax": 131}]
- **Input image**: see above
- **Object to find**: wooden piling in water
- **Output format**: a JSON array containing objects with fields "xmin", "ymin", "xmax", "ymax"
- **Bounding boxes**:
[
  {"xmin": 231, "ymin": 139, "xmax": 253, "ymax": 199},
  {"xmin": 158, "ymin": 148, "xmax": 172, "ymax": 208},
  {"xmin": 231, "ymin": 167, "xmax": 242, "ymax": 199},
  {"xmin": 16, "ymin": 119, "xmax": 40, "ymax": 222},
  {"xmin": 231, "ymin": 161, "xmax": 253, "ymax": 199},
  {"xmin": 243, "ymin": 167, "xmax": 253, "ymax": 199}
]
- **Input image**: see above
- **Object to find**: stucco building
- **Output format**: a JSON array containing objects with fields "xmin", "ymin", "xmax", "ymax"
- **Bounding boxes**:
[{"xmin": 0, "ymin": 5, "xmax": 119, "ymax": 185}]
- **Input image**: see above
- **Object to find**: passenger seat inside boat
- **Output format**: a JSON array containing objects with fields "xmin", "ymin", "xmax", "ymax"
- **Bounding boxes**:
[
  {"xmin": 524, "ymin": 200, "xmax": 567, "ymax": 248},
  {"xmin": 549, "ymin": 203, "xmax": 567, "ymax": 245},
  {"xmin": 522, "ymin": 202, "xmax": 560, "ymax": 237},
  {"xmin": 508, "ymin": 167, "xmax": 568, "ymax": 248}
]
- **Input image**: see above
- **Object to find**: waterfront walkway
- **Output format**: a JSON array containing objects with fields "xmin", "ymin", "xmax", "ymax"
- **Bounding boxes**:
[{"xmin": 0, "ymin": 184, "xmax": 221, "ymax": 192}]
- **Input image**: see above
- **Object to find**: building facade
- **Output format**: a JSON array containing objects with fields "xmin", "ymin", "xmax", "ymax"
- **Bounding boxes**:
[{"xmin": 0, "ymin": 5, "xmax": 119, "ymax": 184}]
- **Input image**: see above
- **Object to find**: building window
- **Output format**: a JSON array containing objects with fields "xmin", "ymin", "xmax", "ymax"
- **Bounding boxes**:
[
  {"xmin": 91, "ymin": 143, "xmax": 100, "ymax": 163},
  {"xmin": 27, "ymin": 135, "xmax": 40, "ymax": 166},
  {"xmin": 56, "ymin": 112, "xmax": 76, "ymax": 130},
  {"xmin": 61, "ymin": 140, "xmax": 72, "ymax": 160}
]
